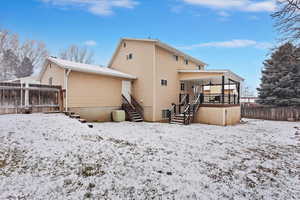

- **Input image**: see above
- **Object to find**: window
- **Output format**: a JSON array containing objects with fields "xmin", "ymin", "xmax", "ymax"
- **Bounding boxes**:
[
  {"xmin": 173, "ymin": 55, "xmax": 178, "ymax": 61},
  {"xmin": 185, "ymin": 59, "xmax": 189, "ymax": 65},
  {"xmin": 198, "ymin": 65, "xmax": 203, "ymax": 70},
  {"xmin": 162, "ymin": 110, "xmax": 169, "ymax": 119},
  {"xmin": 123, "ymin": 42, "xmax": 127, "ymax": 48},
  {"xmin": 49, "ymin": 77, "xmax": 53, "ymax": 85},
  {"xmin": 161, "ymin": 79, "xmax": 167, "ymax": 86},
  {"xmin": 127, "ymin": 53, "xmax": 133, "ymax": 60},
  {"xmin": 180, "ymin": 83, "xmax": 185, "ymax": 91}
]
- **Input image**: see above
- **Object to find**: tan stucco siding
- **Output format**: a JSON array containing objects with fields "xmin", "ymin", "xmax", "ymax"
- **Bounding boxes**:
[
  {"xmin": 177, "ymin": 57, "xmax": 204, "ymax": 70},
  {"xmin": 67, "ymin": 71, "xmax": 122, "ymax": 108},
  {"xmin": 110, "ymin": 40, "xmax": 155, "ymax": 121},
  {"xmin": 155, "ymin": 46, "xmax": 181, "ymax": 121},
  {"xmin": 194, "ymin": 106, "xmax": 241, "ymax": 126},
  {"xmin": 40, "ymin": 63, "xmax": 65, "ymax": 88}
]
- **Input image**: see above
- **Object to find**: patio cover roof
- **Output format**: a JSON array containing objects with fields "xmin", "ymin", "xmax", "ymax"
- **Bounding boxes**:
[{"xmin": 178, "ymin": 69, "xmax": 244, "ymax": 84}]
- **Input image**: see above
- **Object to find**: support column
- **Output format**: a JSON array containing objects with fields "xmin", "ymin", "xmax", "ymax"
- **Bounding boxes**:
[
  {"xmin": 237, "ymin": 82, "xmax": 240, "ymax": 104},
  {"xmin": 221, "ymin": 76, "xmax": 225, "ymax": 104},
  {"xmin": 228, "ymin": 79, "xmax": 231, "ymax": 104},
  {"xmin": 24, "ymin": 83, "xmax": 29, "ymax": 108}
]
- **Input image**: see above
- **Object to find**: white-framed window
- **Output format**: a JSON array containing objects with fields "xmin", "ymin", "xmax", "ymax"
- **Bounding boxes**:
[
  {"xmin": 185, "ymin": 59, "xmax": 189, "ymax": 65},
  {"xmin": 180, "ymin": 83, "xmax": 185, "ymax": 91},
  {"xmin": 49, "ymin": 77, "xmax": 53, "ymax": 85},
  {"xmin": 127, "ymin": 53, "xmax": 133, "ymax": 60},
  {"xmin": 162, "ymin": 110, "xmax": 169, "ymax": 119},
  {"xmin": 173, "ymin": 55, "xmax": 178, "ymax": 61},
  {"xmin": 161, "ymin": 79, "xmax": 167, "ymax": 86}
]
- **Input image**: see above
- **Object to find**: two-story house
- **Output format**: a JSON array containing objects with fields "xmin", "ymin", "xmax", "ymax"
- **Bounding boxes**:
[{"xmin": 39, "ymin": 38, "xmax": 244, "ymax": 126}]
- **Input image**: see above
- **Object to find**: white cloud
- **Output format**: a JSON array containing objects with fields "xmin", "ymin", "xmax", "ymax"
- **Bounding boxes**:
[
  {"xmin": 249, "ymin": 15, "xmax": 259, "ymax": 20},
  {"xmin": 179, "ymin": 39, "xmax": 273, "ymax": 50},
  {"xmin": 84, "ymin": 40, "xmax": 97, "ymax": 46},
  {"xmin": 182, "ymin": 0, "xmax": 276, "ymax": 12},
  {"xmin": 217, "ymin": 11, "xmax": 230, "ymax": 17},
  {"xmin": 40, "ymin": 0, "xmax": 139, "ymax": 16}
]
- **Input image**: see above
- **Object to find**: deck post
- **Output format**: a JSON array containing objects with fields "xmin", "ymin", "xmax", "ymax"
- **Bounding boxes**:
[
  {"xmin": 221, "ymin": 76, "xmax": 225, "ymax": 104},
  {"xmin": 237, "ymin": 82, "xmax": 240, "ymax": 104},
  {"xmin": 228, "ymin": 79, "xmax": 231, "ymax": 104},
  {"xmin": 24, "ymin": 83, "xmax": 29, "ymax": 108}
]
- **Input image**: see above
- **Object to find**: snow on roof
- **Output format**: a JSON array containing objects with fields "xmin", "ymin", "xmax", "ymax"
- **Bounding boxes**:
[{"xmin": 48, "ymin": 57, "xmax": 136, "ymax": 80}]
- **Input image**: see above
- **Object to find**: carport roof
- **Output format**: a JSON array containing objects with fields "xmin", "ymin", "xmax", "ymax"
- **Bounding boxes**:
[{"xmin": 40, "ymin": 57, "xmax": 137, "ymax": 80}]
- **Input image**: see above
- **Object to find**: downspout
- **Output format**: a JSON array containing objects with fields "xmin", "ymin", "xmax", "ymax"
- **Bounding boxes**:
[
  {"xmin": 152, "ymin": 43, "xmax": 157, "ymax": 121},
  {"xmin": 64, "ymin": 69, "xmax": 71, "ymax": 111}
]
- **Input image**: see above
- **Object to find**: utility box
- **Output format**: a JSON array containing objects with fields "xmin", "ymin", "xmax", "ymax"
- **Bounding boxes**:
[{"xmin": 112, "ymin": 110, "xmax": 126, "ymax": 122}]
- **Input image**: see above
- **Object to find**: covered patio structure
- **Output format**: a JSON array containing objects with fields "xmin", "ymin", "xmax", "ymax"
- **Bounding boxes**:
[
  {"xmin": 178, "ymin": 69, "xmax": 244, "ymax": 106},
  {"xmin": 172, "ymin": 69, "xmax": 244, "ymax": 126}
]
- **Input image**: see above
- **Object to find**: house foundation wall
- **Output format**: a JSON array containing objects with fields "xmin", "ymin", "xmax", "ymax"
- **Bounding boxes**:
[
  {"xmin": 69, "ymin": 106, "xmax": 121, "ymax": 122},
  {"xmin": 194, "ymin": 105, "xmax": 241, "ymax": 126}
]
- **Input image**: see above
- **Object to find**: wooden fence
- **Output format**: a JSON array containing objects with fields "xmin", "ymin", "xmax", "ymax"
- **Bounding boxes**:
[
  {"xmin": 241, "ymin": 104, "xmax": 300, "ymax": 121},
  {"xmin": 0, "ymin": 82, "xmax": 63, "ymax": 114}
]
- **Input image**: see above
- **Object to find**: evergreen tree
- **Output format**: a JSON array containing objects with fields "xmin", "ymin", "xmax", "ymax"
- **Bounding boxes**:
[{"xmin": 257, "ymin": 43, "xmax": 300, "ymax": 106}]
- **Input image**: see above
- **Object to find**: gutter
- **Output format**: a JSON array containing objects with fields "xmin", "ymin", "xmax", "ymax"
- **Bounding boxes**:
[{"xmin": 64, "ymin": 69, "xmax": 71, "ymax": 111}]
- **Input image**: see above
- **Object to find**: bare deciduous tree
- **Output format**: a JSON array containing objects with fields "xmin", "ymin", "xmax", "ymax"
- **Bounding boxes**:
[
  {"xmin": 242, "ymin": 83, "xmax": 255, "ymax": 97},
  {"xmin": 272, "ymin": 0, "xmax": 300, "ymax": 42},
  {"xmin": 19, "ymin": 40, "xmax": 48, "ymax": 69},
  {"xmin": 59, "ymin": 45, "xmax": 94, "ymax": 64},
  {"xmin": 0, "ymin": 28, "xmax": 49, "ymax": 80}
]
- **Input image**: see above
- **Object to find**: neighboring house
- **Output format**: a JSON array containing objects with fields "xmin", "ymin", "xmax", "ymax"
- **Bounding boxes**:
[
  {"xmin": 241, "ymin": 97, "xmax": 258, "ymax": 104},
  {"xmin": 204, "ymin": 85, "xmax": 237, "ymax": 95},
  {"xmin": 39, "ymin": 38, "xmax": 244, "ymax": 125},
  {"xmin": 38, "ymin": 57, "xmax": 136, "ymax": 121}
]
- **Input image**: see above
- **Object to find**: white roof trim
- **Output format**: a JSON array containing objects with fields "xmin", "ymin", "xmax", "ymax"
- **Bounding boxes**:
[
  {"xmin": 178, "ymin": 69, "xmax": 244, "ymax": 82},
  {"xmin": 41, "ymin": 57, "xmax": 136, "ymax": 80},
  {"xmin": 108, "ymin": 38, "xmax": 207, "ymax": 67}
]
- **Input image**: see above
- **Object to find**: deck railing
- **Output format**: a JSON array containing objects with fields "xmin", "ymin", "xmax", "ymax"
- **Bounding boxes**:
[{"xmin": 202, "ymin": 93, "xmax": 239, "ymax": 105}]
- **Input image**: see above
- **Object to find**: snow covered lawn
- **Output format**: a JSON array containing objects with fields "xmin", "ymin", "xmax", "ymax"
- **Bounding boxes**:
[{"xmin": 0, "ymin": 114, "xmax": 299, "ymax": 199}]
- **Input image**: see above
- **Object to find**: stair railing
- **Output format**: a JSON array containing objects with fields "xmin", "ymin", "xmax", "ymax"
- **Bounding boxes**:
[
  {"xmin": 183, "ymin": 94, "xmax": 202, "ymax": 125},
  {"xmin": 130, "ymin": 95, "xmax": 144, "ymax": 118}
]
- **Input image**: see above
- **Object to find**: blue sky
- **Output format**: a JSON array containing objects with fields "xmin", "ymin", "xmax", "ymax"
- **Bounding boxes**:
[{"xmin": 0, "ymin": 0, "xmax": 278, "ymax": 92}]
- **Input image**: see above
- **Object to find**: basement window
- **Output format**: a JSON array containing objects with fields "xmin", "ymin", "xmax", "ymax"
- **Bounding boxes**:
[
  {"xmin": 162, "ymin": 110, "xmax": 169, "ymax": 119},
  {"xmin": 161, "ymin": 79, "xmax": 168, "ymax": 86},
  {"xmin": 180, "ymin": 83, "xmax": 185, "ymax": 91}
]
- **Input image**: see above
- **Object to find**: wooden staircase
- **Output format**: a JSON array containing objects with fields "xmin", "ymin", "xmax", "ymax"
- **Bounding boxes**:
[
  {"xmin": 169, "ymin": 94, "xmax": 202, "ymax": 125},
  {"xmin": 122, "ymin": 95, "xmax": 144, "ymax": 122}
]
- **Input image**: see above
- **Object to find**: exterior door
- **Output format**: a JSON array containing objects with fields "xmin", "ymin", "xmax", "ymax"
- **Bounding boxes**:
[{"xmin": 122, "ymin": 80, "xmax": 131, "ymax": 103}]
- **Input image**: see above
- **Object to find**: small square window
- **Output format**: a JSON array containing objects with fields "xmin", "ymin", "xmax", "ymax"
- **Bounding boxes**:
[
  {"xmin": 49, "ymin": 77, "xmax": 53, "ymax": 85},
  {"xmin": 162, "ymin": 110, "xmax": 169, "ymax": 119},
  {"xmin": 185, "ymin": 59, "xmax": 189, "ymax": 65},
  {"xmin": 161, "ymin": 79, "xmax": 167, "ymax": 86},
  {"xmin": 173, "ymin": 55, "xmax": 178, "ymax": 61},
  {"xmin": 127, "ymin": 53, "xmax": 133, "ymax": 60}
]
